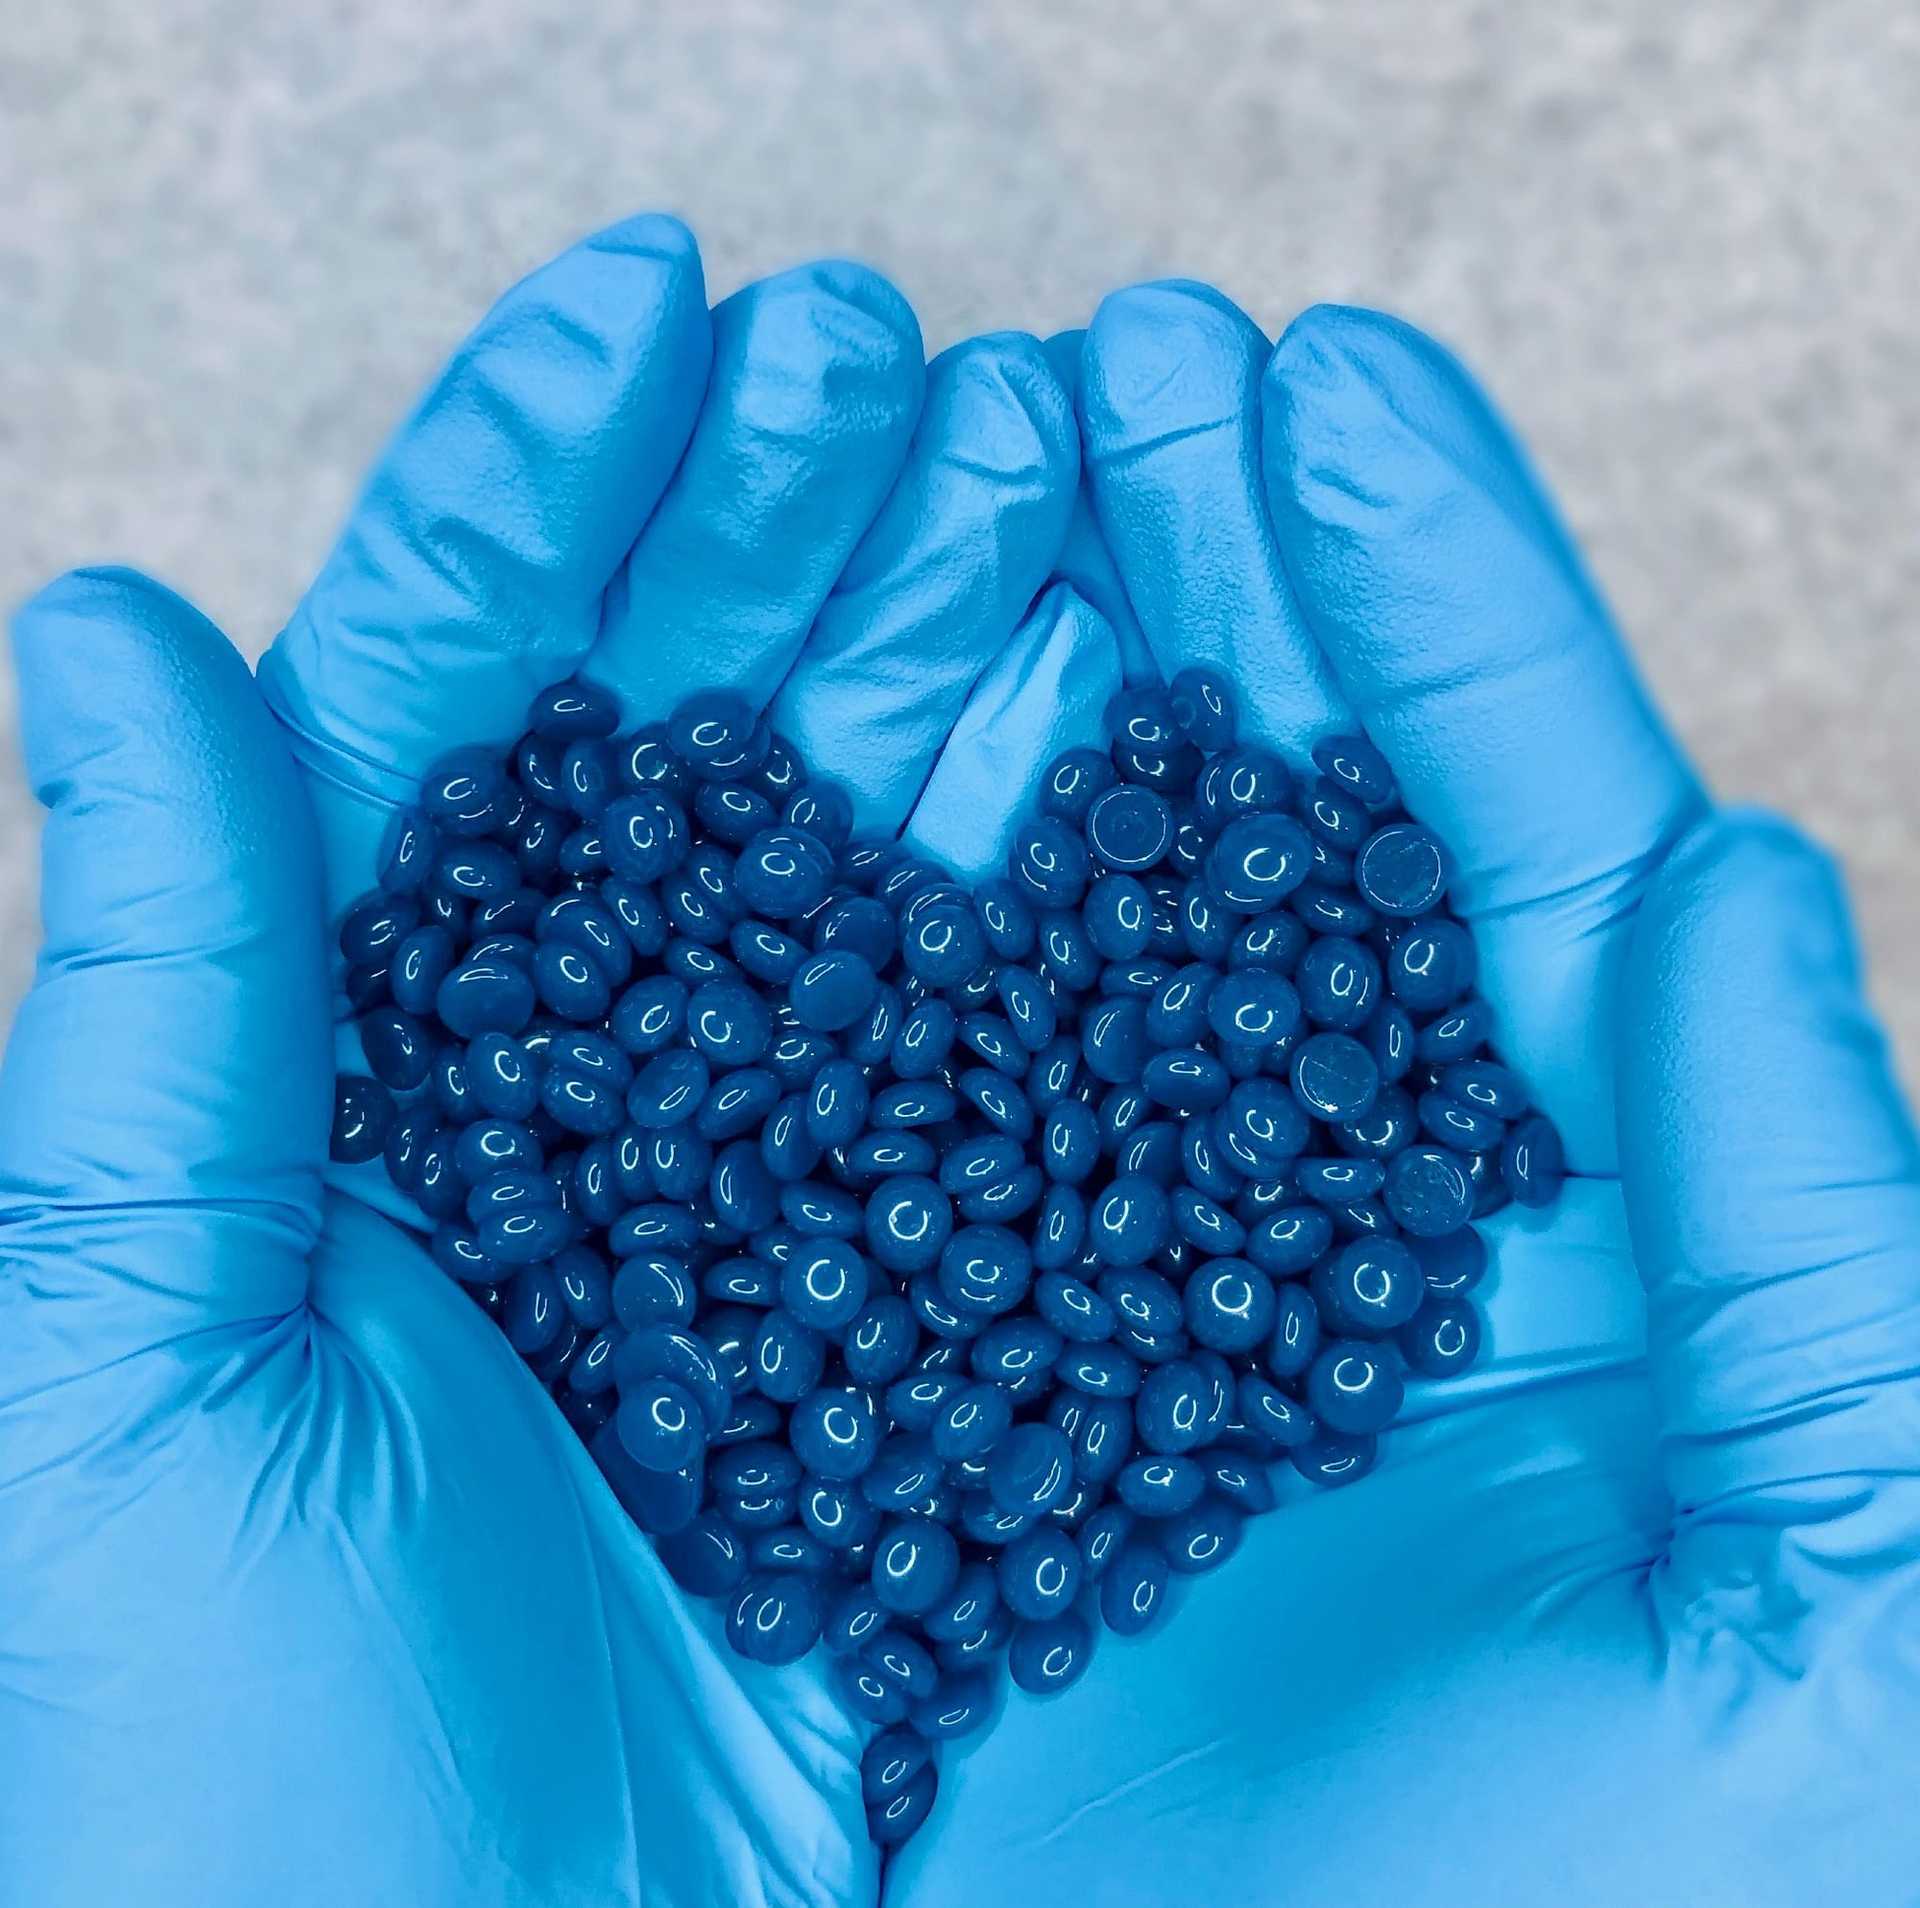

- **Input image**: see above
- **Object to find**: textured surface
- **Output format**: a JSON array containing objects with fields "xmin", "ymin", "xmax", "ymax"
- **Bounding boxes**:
[{"xmin": 6, "ymin": 0, "xmax": 1919, "ymax": 1076}]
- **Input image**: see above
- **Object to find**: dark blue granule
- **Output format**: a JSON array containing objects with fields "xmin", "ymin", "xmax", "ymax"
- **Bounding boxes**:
[{"xmin": 331, "ymin": 662, "xmax": 1565, "ymax": 1850}]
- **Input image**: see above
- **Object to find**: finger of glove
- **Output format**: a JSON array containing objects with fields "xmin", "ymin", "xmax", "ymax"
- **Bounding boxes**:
[
  {"xmin": 261, "ymin": 213, "xmax": 712, "ymax": 796},
  {"xmin": 1262, "ymin": 304, "xmax": 1706, "ymax": 1169},
  {"xmin": 769, "ymin": 329, "xmax": 1077, "ymax": 831},
  {"xmin": 592, "ymin": 260, "xmax": 924, "ymax": 715},
  {"xmin": 0, "ymin": 570, "xmax": 327, "ymax": 1360},
  {"xmin": 1079, "ymin": 280, "xmax": 1347, "ymax": 747},
  {"xmin": 1619, "ymin": 809, "xmax": 1920, "ymax": 1548},
  {"xmin": 902, "ymin": 580, "xmax": 1123, "ymax": 880},
  {"xmin": 1040, "ymin": 328, "xmax": 1154, "ymax": 683}
]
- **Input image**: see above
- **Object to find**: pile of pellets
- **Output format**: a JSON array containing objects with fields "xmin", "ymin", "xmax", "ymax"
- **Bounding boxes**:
[{"xmin": 330, "ymin": 669, "xmax": 1563, "ymax": 1846}]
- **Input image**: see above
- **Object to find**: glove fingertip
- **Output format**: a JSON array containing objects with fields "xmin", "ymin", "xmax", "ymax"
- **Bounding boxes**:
[
  {"xmin": 580, "ymin": 208, "xmax": 704, "ymax": 269},
  {"xmin": 1081, "ymin": 280, "xmax": 1268, "ymax": 448},
  {"xmin": 929, "ymin": 330, "xmax": 1080, "ymax": 494},
  {"xmin": 12, "ymin": 567, "xmax": 258, "ymax": 797}
]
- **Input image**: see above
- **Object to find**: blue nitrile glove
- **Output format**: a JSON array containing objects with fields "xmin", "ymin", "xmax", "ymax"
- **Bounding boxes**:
[
  {"xmin": 888, "ymin": 292, "xmax": 1920, "ymax": 1906},
  {"xmin": 0, "ymin": 214, "xmax": 1123, "ymax": 1908}
]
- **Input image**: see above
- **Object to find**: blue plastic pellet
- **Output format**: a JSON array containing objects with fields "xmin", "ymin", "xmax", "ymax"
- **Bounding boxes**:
[
  {"xmin": 1097, "ymin": 1263, "xmax": 1183, "ymax": 1336},
  {"xmin": 1382, "ymin": 1143, "xmax": 1475, "ymax": 1237},
  {"xmin": 1131, "ymin": 1360, "xmax": 1210, "ymax": 1456},
  {"xmin": 339, "ymin": 892, "xmax": 419, "ymax": 969},
  {"xmin": 1099, "ymin": 1540, "xmax": 1169, "ymax": 1637},
  {"xmin": 599, "ymin": 881, "xmax": 667, "ymax": 961},
  {"xmin": 377, "ymin": 806, "xmax": 438, "ymax": 894},
  {"xmin": 749, "ymin": 1090, "xmax": 818, "ymax": 1181},
  {"xmin": 1168, "ymin": 666, "xmax": 1236, "ymax": 751},
  {"xmin": 958, "ymin": 1013, "xmax": 1025, "ymax": 1077},
  {"xmin": 1206, "ymin": 812, "xmax": 1314, "ymax": 914},
  {"xmin": 1182, "ymin": 1258, "xmax": 1277, "ymax": 1354},
  {"xmin": 1145, "ymin": 965, "xmax": 1217, "ymax": 1049},
  {"xmin": 1082, "ymin": 873, "xmax": 1153, "ymax": 962},
  {"xmin": 703, "ymin": 1254, "xmax": 777, "ymax": 1306},
  {"xmin": 1353, "ymin": 821, "xmax": 1447, "ymax": 917},
  {"xmin": 725, "ymin": 1571, "xmax": 823, "ymax": 1665},
  {"xmin": 928, "ymin": 1382, "xmax": 1012, "ymax": 1464},
  {"xmin": 863, "ymin": 1727, "xmax": 933, "ymax": 1813},
  {"xmin": 1018, "ymin": 912, "xmax": 1089, "ymax": 997},
  {"xmin": 1087, "ymin": 1175, "xmax": 1170, "ymax": 1267},
  {"xmin": 1288, "ymin": 1033, "xmax": 1379, "ymax": 1125},
  {"xmin": 998, "ymin": 1526, "xmax": 1081, "ymax": 1622},
  {"xmin": 1007, "ymin": 815, "xmax": 1090, "ymax": 909},
  {"xmin": 1215, "ymin": 1077, "xmax": 1312, "ymax": 1176},
  {"xmin": 663, "ymin": 689, "xmax": 760, "ymax": 778},
  {"xmin": 1500, "ymin": 1113, "xmax": 1565, "ymax": 1207},
  {"xmin": 1031, "ymin": 1185, "xmax": 1087, "ymax": 1271},
  {"xmin": 1141, "ymin": 1047, "xmax": 1231, "ymax": 1114},
  {"xmin": 956, "ymin": 1068, "xmax": 1034, "ymax": 1140},
  {"xmin": 778, "ymin": 1387, "xmax": 877, "ymax": 1482},
  {"xmin": 1417, "ymin": 1089, "xmax": 1505, "ymax": 1154},
  {"xmin": 328, "ymin": 1073, "xmax": 396, "ymax": 1163},
  {"xmin": 937, "ymin": 1223, "xmax": 1032, "ymax": 1310},
  {"xmin": 1030, "ymin": 746, "xmax": 1110, "ymax": 827},
  {"xmin": 1387, "ymin": 918, "xmax": 1476, "ymax": 1014},
  {"xmin": 892, "ymin": 903, "xmax": 979, "ymax": 989},
  {"xmin": 418, "ymin": 745, "xmax": 507, "ymax": 837},
  {"xmin": 860, "ymin": 1175, "xmax": 952, "ymax": 1276},
  {"xmin": 869, "ymin": 1519, "xmax": 961, "ymax": 1617},
  {"xmin": 1262, "ymin": 1283, "xmax": 1322, "ymax": 1382},
  {"xmin": 1399, "ymin": 1298, "xmax": 1483, "ymax": 1378},
  {"xmin": 960, "ymin": 881, "xmax": 1027, "ymax": 965},
  {"xmin": 1083, "ymin": 783, "xmax": 1176, "ymax": 874},
  {"xmin": 845, "ymin": 1131, "xmax": 938, "ymax": 1181},
  {"xmin": 782, "ymin": 949, "xmax": 875, "ymax": 1033},
  {"xmin": 683, "ymin": 981, "xmax": 772, "ymax": 1067},
  {"xmin": 732, "ymin": 829, "xmax": 832, "ymax": 921},
  {"xmin": 1311, "ymin": 1238, "xmax": 1426, "ymax": 1339},
  {"xmin": 1170, "ymin": 1188, "xmax": 1244, "ymax": 1256},
  {"xmin": 1039, "ymin": 1099, "xmax": 1100, "ymax": 1186},
  {"xmin": 729, "ymin": 919, "xmax": 805, "ymax": 987},
  {"xmin": 991, "ymin": 968, "xmax": 1054, "ymax": 1054},
  {"xmin": 694, "ymin": 780, "xmax": 775, "ymax": 846},
  {"xmin": 431, "ymin": 955, "xmax": 537, "ymax": 1041},
  {"xmin": 780, "ymin": 1239, "xmax": 870, "ymax": 1331},
  {"xmin": 1236, "ymin": 1371, "xmax": 1315, "ymax": 1450},
  {"xmin": 1310, "ymin": 734, "xmax": 1396, "ymax": 808},
  {"xmin": 689, "ymin": 1068, "xmax": 777, "ymax": 1143},
  {"xmin": 888, "ymin": 1000, "xmax": 955, "ymax": 1081},
  {"xmin": 1415, "ymin": 998, "xmax": 1494, "ymax": 1065},
  {"xmin": 1112, "ymin": 737, "xmax": 1200, "ymax": 793},
  {"xmin": 1330, "ymin": 1086, "xmax": 1417, "ymax": 1163},
  {"xmin": 801, "ymin": 1478, "xmax": 883, "ymax": 1552},
  {"xmin": 1115, "ymin": 1455, "xmax": 1205, "ymax": 1518},
  {"xmin": 1306, "ymin": 1339, "xmax": 1405, "ymax": 1436},
  {"xmin": 1159, "ymin": 1501, "xmax": 1242, "ymax": 1575},
  {"xmin": 971, "ymin": 1317, "xmax": 1063, "ymax": 1388},
  {"xmin": 624, "ymin": 1048, "xmax": 706, "ymax": 1131},
  {"xmin": 615, "ymin": 1376, "xmax": 707, "ymax": 1472},
  {"xmin": 1296, "ymin": 937, "xmax": 1382, "ymax": 1032}
]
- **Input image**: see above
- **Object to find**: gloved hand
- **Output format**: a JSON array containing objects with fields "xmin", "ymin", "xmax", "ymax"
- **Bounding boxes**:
[
  {"xmin": 888, "ymin": 289, "xmax": 1920, "ymax": 1905},
  {"xmin": 0, "ymin": 214, "xmax": 1125, "ymax": 1907}
]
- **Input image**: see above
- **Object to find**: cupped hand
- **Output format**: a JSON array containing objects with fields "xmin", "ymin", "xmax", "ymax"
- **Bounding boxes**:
[
  {"xmin": 0, "ymin": 216, "xmax": 1119, "ymax": 1908},
  {"xmin": 891, "ymin": 292, "xmax": 1920, "ymax": 1906}
]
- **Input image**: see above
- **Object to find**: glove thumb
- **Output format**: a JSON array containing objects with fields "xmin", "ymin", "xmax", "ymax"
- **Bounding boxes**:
[{"xmin": 0, "ymin": 568, "xmax": 328, "ymax": 1382}]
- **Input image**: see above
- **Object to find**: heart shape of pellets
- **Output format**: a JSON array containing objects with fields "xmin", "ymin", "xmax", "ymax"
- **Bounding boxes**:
[{"xmin": 330, "ymin": 669, "xmax": 1565, "ymax": 1846}]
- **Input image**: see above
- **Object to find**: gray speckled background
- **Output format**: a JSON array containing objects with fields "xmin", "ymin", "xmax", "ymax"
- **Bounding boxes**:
[{"xmin": 6, "ymin": 0, "xmax": 1919, "ymax": 1075}]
